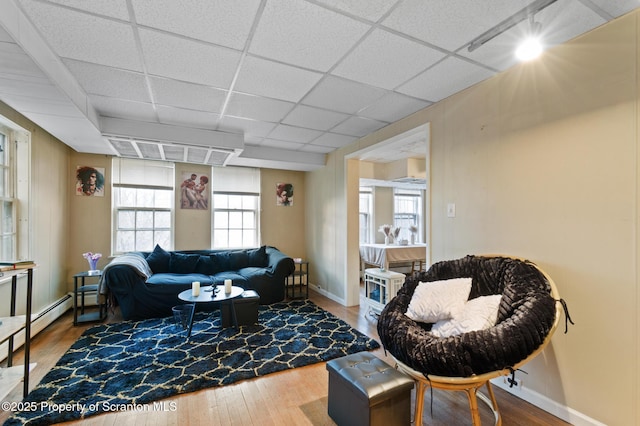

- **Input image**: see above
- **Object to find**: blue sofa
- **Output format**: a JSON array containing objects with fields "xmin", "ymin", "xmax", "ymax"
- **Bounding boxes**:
[{"xmin": 101, "ymin": 245, "xmax": 295, "ymax": 320}]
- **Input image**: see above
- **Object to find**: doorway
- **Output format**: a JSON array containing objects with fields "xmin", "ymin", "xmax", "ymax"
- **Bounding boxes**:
[{"xmin": 344, "ymin": 123, "xmax": 430, "ymax": 307}]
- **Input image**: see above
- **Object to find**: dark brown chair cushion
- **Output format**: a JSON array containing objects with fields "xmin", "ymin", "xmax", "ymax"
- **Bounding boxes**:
[{"xmin": 377, "ymin": 255, "xmax": 556, "ymax": 377}]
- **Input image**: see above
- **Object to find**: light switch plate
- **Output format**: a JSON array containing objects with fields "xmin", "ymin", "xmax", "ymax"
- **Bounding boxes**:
[{"xmin": 447, "ymin": 203, "xmax": 456, "ymax": 218}]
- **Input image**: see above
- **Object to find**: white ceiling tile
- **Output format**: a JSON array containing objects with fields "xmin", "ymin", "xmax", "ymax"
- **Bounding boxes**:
[
  {"xmin": 460, "ymin": 0, "xmax": 605, "ymax": 72},
  {"xmin": 358, "ymin": 92, "xmax": 430, "ymax": 122},
  {"xmin": 63, "ymin": 59, "xmax": 151, "ymax": 102},
  {"xmin": 331, "ymin": 116, "xmax": 387, "ymax": 137},
  {"xmin": 20, "ymin": 0, "xmax": 142, "ymax": 71},
  {"xmin": 218, "ymin": 116, "xmax": 277, "ymax": 138},
  {"xmin": 132, "ymin": 0, "xmax": 261, "ymax": 50},
  {"xmin": 588, "ymin": 0, "xmax": 639, "ymax": 17},
  {"xmin": 149, "ymin": 77, "xmax": 226, "ymax": 113},
  {"xmin": 302, "ymin": 76, "xmax": 387, "ymax": 114},
  {"xmin": 398, "ymin": 56, "xmax": 494, "ymax": 102},
  {"xmin": 383, "ymin": 0, "xmax": 531, "ymax": 51},
  {"xmin": 299, "ymin": 143, "xmax": 335, "ymax": 154},
  {"xmin": 310, "ymin": 132, "xmax": 357, "ymax": 148},
  {"xmin": 225, "ymin": 93, "xmax": 294, "ymax": 122},
  {"xmin": 89, "ymin": 95, "xmax": 157, "ymax": 122},
  {"xmin": 234, "ymin": 56, "xmax": 323, "ymax": 102},
  {"xmin": 533, "ymin": 0, "xmax": 606, "ymax": 47},
  {"xmin": 333, "ymin": 28, "xmax": 446, "ymax": 90},
  {"xmin": 313, "ymin": 0, "xmax": 399, "ymax": 22},
  {"xmin": 139, "ymin": 28, "xmax": 241, "ymax": 88},
  {"xmin": 260, "ymin": 138, "xmax": 305, "ymax": 150},
  {"xmin": 457, "ymin": 34, "xmax": 520, "ymax": 72},
  {"xmin": 156, "ymin": 105, "xmax": 219, "ymax": 130},
  {"xmin": 45, "ymin": 0, "xmax": 130, "ymax": 20},
  {"xmin": 283, "ymin": 105, "xmax": 349, "ymax": 131},
  {"xmin": 249, "ymin": 0, "xmax": 370, "ymax": 72},
  {"xmin": 8, "ymin": 0, "xmax": 638, "ymax": 169},
  {"xmin": 268, "ymin": 124, "xmax": 324, "ymax": 143}
]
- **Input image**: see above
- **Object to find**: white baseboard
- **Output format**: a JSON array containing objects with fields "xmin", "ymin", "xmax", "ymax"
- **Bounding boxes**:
[
  {"xmin": 491, "ymin": 378, "xmax": 606, "ymax": 426},
  {"xmin": 308, "ymin": 283, "xmax": 346, "ymax": 305},
  {"xmin": 0, "ymin": 294, "xmax": 73, "ymax": 364}
]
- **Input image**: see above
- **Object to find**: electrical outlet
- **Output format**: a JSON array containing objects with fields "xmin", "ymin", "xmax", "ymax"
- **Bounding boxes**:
[{"xmin": 504, "ymin": 376, "xmax": 522, "ymax": 389}]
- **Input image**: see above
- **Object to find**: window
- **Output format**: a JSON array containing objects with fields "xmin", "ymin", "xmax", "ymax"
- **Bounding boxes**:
[
  {"xmin": 112, "ymin": 158, "xmax": 174, "ymax": 253},
  {"xmin": 359, "ymin": 186, "xmax": 373, "ymax": 243},
  {"xmin": 212, "ymin": 167, "xmax": 260, "ymax": 249},
  {"xmin": 212, "ymin": 193, "xmax": 258, "ymax": 248},
  {"xmin": 0, "ymin": 119, "xmax": 29, "ymax": 261},
  {"xmin": 0, "ymin": 129, "xmax": 14, "ymax": 259},
  {"xmin": 394, "ymin": 188, "xmax": 423, "ymax": 242}
]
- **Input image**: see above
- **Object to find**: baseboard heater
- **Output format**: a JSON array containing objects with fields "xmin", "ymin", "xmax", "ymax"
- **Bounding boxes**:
[{"xmin": 0, "ymin": 294, "xmax": 74, "ymax": 363}]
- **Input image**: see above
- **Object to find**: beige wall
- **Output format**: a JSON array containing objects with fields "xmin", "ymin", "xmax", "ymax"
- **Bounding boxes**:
[
  {"xmin": 306, "ymin": 11, "xmax": 639, "ymax": 426},
  {"xmin": 373, "ymin": 187, "xmax": 394, "ymax": 244},
  {"xmin": 260, "ymin": 168, "xmax": 306, "ymax": 259},
  {"xmin": 0, "ymin": 101, "xmax": 71, "ymax": 314},
  {"xmin": 68, "ymin": 153, "xmax": 112, "ymax": 285},
  {"xmin": 174, "ymin": 163, "xmax": 212, "ymax": 250}
]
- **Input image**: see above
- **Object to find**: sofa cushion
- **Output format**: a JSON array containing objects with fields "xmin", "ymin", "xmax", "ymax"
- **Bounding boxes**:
[
  {"xmin": 212, "ymin": 271, "xmax": 249, "ymax": 286},
  {"xmin": 195, "ymin": 255, "xmax": 218, "ymax": 275},
  {"xmin": 230, "ymin": 250, "xmax": 250, "ymax": 269},
  {"xmin": 210, "ymin": 252, "xmax": 232, "ymax": 271},
  {"xmin": 169, "ymin": 252, "xmax": 200, "ymax": 273},
  {"xmin": 247, "ymin": 246, "xmax": 268, "ymax": 267},
  {"xmin": 146, "ymin": 244, "xmax": 170, "ymax": 273},
  {"xmin": 146, "ymin": 273, "xmax": 214, "ymax": 293}
]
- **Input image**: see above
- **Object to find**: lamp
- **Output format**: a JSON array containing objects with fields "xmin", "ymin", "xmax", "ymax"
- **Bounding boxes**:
[
  {"xmin": 515, "ymin": 16, "xmax": 543, "ymax": 61},
  {"xmin": 467, "ymin": 0, "xmax": 557, "ymax": 53}
]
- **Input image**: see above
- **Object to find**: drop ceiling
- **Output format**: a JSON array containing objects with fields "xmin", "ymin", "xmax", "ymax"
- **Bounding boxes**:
[{"xmin": 0, "ymin": 0, "xmax": 637, "ymax": 170}]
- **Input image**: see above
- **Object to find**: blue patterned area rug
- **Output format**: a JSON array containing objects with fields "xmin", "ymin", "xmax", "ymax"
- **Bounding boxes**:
[{"xmin": 5, "ymin": 300, "xmax": 379, "ymax": 425}]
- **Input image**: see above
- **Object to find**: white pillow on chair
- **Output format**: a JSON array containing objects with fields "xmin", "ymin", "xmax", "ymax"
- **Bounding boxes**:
[
  {"xmin": 405, "ymin": 278, "xmax": 472, "ymax": 323},
  {"xmin": 431, "ymin": 295, "xmax": 502, "ymax": 338}
]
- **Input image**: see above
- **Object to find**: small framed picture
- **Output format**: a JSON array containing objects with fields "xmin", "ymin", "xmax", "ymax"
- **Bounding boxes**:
[
  {"xmin": 276, "ymin": 183, "xmax": 293, "ymax": 206},
  {"xmin": 180, "ymin": 172, "xmax": 209, "ymax": 209},
  {"xmin": 76, "ymin": 166, "xmax": 105, "ymax": 197}
]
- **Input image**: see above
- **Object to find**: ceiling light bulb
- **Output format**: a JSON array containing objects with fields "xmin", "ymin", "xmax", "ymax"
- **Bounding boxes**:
[{"xmin": 516, "ymin": 37, "xmax": 543, "ymax": 61}]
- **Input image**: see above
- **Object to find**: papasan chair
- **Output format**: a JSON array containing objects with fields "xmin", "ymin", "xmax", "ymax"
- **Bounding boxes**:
[{"xmin": 377, "ymin": 255, "xmax": 570, "ymax": 425}]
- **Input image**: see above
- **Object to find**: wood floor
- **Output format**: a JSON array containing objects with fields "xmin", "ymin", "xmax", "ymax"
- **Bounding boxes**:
[{"xmin": 0, "ymin": 290, "xmax": 570, "ymax": 426}]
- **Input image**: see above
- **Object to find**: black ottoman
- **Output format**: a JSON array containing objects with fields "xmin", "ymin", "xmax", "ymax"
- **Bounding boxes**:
[
  {"xmin": 220, "ymin": 290, "xmax": 260, "ymax": 327},
  {"xmin": 326, "ymin": 351, "xmax": 414, "ymax": 426}
]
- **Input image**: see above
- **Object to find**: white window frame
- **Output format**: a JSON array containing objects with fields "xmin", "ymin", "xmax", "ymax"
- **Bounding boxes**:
[
  {"xmin": 393, "ymin": 187, "xmax": 423, "ymax": 242},
  {"xmin": 112, "ymin": 159, "xmax": 174, "ymax": 254},
  {"xmin": 212, "ymin": 191, "xmax": 260, "ymax": 249},
  {"xmin": 359, "ymin": 186, "xmax": 373, "ymax": 244},
  {"xmin": 0, "ymin": 119, "xmax": 30, "ymax": 262}
]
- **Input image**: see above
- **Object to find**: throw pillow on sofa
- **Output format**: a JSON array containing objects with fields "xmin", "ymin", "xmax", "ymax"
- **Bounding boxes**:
[
  {"xmin": 169, "ymin": 252, "xmax": 200, "ymax": 273},
  {"xmin": 146, "ymin": 244, "xmax": 170, "ymax": 273},
  {"xmin": 195, "ymin": 255, "xmax": 218, "ymax": 275},
  {"xmin": 247, "ymin": 246, "xmax": 268, "ymax": 267}
]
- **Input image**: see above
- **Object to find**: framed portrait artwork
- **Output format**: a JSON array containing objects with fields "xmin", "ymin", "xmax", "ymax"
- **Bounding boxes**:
[
  {"xmin": 75, "ymin": 166, "xmax": 105, "ymax": 196},
  {"xmin": 180, "ymin": 172, "xmax": 209, "ymax": 209},
  {"xmin": 276, "ymin": 182, "xmax": 293, "ymax": 206}
]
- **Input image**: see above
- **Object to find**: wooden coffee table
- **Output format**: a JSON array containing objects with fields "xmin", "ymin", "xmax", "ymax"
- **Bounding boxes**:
[{"xmin": 177, "ymin": 285, "xmax": 244, "ymax": 338}]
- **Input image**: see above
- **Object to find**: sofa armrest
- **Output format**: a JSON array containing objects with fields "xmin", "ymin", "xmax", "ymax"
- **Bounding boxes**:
[
  {"xmin": 100, "ymin": 252, "xmax": 151, "ymax": 319},
  {"xmin": 265, "ymin": 246, "xmax": 295, "ymax": 278}
]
